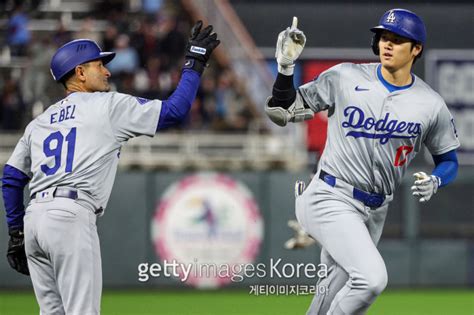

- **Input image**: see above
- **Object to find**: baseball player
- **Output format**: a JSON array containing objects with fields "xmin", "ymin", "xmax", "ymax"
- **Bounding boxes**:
[
  {"xmin": 266, "ymin": 10, "xmax": 459, "ymax": 314},
  {"xmin": 2, "ymin": 21, "xmax": 219, "ymax": 314}
]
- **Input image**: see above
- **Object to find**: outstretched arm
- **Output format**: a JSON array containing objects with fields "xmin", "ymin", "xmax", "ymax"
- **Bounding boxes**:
[
  {"xmin": 156, "ymin": 70, "xmax": 201, "ymax": 130},
  {"xmin": 265, "ymin": 17, "xmax": 313, "ymax": 126},
  {"xmin": 156, "ymin": 21, "xmax": 220, "ymax": 130}
]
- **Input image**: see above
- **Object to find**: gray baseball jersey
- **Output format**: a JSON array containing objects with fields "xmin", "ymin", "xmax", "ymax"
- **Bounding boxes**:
[
  {"xmin": 7, "ymin": 92, "xmax": 161, "ymax": 210},
  {"xmin": 294, "ymin": 62, "xmax": 460, "ymax": 315},
  {"xmin": 299, "ymin": 62, "xmax": 460, "ymax": 195}
]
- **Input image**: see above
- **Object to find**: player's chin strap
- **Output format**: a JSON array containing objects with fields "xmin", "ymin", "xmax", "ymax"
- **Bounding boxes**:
[{"xmin": 265, "ymin": 93, "xmax": 314, "ymax": 127}]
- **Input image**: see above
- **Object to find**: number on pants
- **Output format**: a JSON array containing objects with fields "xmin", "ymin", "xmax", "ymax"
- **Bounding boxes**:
[{"xmin": 41, "ymin": 128, "xmax": 77, "ymax": 175}]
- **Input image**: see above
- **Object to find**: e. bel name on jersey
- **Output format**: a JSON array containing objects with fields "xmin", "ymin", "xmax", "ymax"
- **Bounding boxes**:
[{"xmin": 50, "ymin": 104, "xmax": 76, "ymax": 124}]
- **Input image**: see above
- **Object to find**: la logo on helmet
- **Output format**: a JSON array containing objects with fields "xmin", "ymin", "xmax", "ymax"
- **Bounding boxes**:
[{"xmin": 386, "ymin": 11, "xmax": 396, "ymax": 23}]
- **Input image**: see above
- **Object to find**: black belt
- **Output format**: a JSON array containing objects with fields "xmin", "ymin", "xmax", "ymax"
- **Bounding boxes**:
[
  {"xmin": 31, "ymin": 188, "xmax": 103, "ymax": 214},
  {"xmin": 319, "ymin": 170, "xmax": 385, "ymax": 208}
]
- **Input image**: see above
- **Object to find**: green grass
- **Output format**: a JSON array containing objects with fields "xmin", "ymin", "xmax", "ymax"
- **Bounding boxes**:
[{"xmin": 0, "ymin": 289, "xmax": 472, "ymax": 315}]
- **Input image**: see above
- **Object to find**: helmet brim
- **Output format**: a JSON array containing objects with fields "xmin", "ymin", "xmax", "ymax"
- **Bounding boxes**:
[
  {"xmin": 370, "ymin": 26, "xmax": 385, "ymax": 33},
  {"xmin": 99, "ymin": 52, "xmax": 116, "ymax": 65},
  {"xmin": 370, "ymin": 25, "xmax": 421, "ymax": 43}
]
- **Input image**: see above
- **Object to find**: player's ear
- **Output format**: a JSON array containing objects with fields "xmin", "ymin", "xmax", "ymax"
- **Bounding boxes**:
[
  {"xmin": 412, "ymin": 43, "xmax": 422, "ymax": 58},
  {"xmin": 75, "ymin": 65, "xmax": 87, "ymax": 82}
]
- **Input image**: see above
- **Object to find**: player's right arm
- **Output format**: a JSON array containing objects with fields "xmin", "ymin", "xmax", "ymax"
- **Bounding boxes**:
[
  {"xmin": 265, "ymin": 17, "xmax": 314, "ymax": 127},
  {"xmin": 265, "ymin": 17, "xmax": 339, "ymax": 127},
  {"xmin": 2, "ymin": 127, "xmax": 33, "ymax": 275}
]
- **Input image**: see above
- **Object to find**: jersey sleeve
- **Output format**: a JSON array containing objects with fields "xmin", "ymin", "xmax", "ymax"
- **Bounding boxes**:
[
  {"xmin": 107, "ymin": 92, "xmax": 162, "ymax": 143},
  {"xmin": 297, "ymin": 64, "xmax": 341, "ymax": 112},
  {"xmin": 424, "ymin": 101, "xmax": 460, "ymax": 155},
  {"xmin": 6, "ymin": 124, "xmax": 33, "ymax": 178}
]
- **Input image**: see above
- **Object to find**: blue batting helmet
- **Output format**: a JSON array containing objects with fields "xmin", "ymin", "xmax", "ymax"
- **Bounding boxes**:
[
  {"xmin": 50, "ymin": 39, "xmax": 115, "ymax": 82},
  {"xmin": 370, "ymin": 9, "xmax": 426, "ymax": 55}
]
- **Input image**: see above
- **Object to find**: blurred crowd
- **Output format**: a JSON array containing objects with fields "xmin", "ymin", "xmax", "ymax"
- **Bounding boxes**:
[{"xmin": 0, "ymin": 0, "xmax": 262, "ymax": 133}]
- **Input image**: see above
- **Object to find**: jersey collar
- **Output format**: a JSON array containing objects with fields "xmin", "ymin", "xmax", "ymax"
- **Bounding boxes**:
[{"xmin": 377, "ymin": 64, "xmax": 415, "ymax": 93}]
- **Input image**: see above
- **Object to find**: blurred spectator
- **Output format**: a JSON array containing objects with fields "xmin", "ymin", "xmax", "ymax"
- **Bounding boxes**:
[
  {"xmin": 201, "ymin": 74, "xmax": 219, "ymax": 126},
  {"xmin": 131, "ymin": 18, "xmax": 160, "ymax": 68},
  {"xmin": 156, "ymin": 15, "xmax": 186, "ymax": 69},
  {"xmin": 213, "ymin": 69, "xmax": 259, "ymax": 132},
  {"xmin": 107, "ymin": 34, "xmax": 139, "ymax": 75},
  {"xmin": 1, "ymin": 77, "xmax": 25, "ymax": 130},
  {"xmin": 145, "ymin": 55, "xmax": 162, "ymax": 86},
  {"xmin": 53, "ymin": 20, "xmax": 73, "ymax": 47},
  {"xmin": 30, "ymin": 0, "xmax": 41, "ymax": 11},
  {"xmin": 133, "ymin": 68, "xmax": 149, "ymax": 93},
  {"xmin": 190, "ymin": 74, "xmax": 217, "ymax": 130},
  {"xmin": 115, "ymin": 72, "xmax": 137, "ymax": 95},
  {"xmin": 7, "ymin": 2, "xmax": 31, "ymax": 57},
  {"xmin": 74, "ymin": 17, "xmax": 101, "ymax": 44},
  {"xmin": 95, "ymin": 0, "xmax": 128, "ymax": 32},
  {"xmin": 142, "ymin": 0, "xmax": 164, "ymax": 14},
  {"xmin": 140, "ymin": 56, "xmax": 165, "ymax": 99},
  {"xmin": 0, "ymin": 0, "xmax": 262, "ymax": 133},
  {"xmin": 142, "ymin": 77, "xmax": 164, "ymax": 101},
  {"xmin": 102, "ymin": 24, "xmax": 119, "ymax": 52},
  {"xmin": 20, "ymin": 38, "xmax": 57, "ymax": 118}
]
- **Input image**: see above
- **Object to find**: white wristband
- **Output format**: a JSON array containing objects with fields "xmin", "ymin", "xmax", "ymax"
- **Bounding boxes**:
[{"xmin": 278, "ymin": 64, "xmax": 295, "ymax": 76}]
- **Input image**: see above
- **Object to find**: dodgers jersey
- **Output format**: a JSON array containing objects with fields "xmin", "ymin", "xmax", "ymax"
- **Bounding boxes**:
[
  {"xmin": 7, "ymin": 92, "xmax": 161, "ymax": 209},
  {"xmin": 299, "ymin": 63, "xmax": 460, "ymax": 195}
]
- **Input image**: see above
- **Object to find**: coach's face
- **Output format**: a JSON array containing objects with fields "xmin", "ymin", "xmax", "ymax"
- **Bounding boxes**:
[
  {"xmin": 378, "ymin": 31, "xmax": 422, "ymax": 71},
  {"xmin": 80, "ymin": 59, "xmax": 112, "ymax": 92}
]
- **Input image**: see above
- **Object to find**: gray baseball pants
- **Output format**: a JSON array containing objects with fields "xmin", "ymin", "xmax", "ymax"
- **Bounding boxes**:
[
  {"xmin": 24, "ymin": 187, "xmax": 102, "ymax": 315},
  {"xmin": 296, "ymin": 173, "xmax": 391, "ymax": 315}
]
